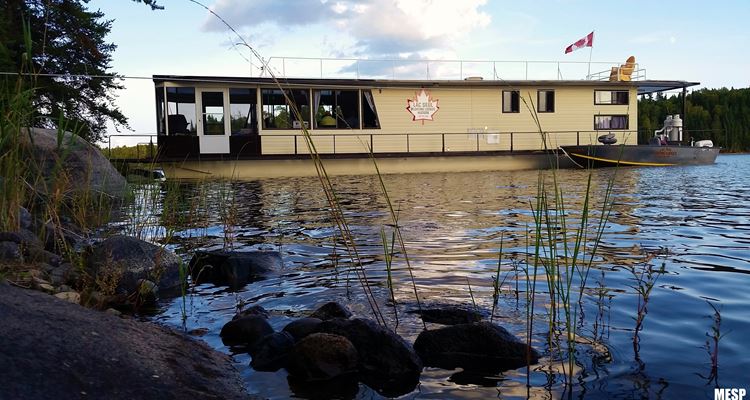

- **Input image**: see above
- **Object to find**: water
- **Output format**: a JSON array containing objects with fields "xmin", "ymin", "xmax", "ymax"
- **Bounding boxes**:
[{"xmin": 122, "ymin": 154, "xmax": 750, "ymax": 399}]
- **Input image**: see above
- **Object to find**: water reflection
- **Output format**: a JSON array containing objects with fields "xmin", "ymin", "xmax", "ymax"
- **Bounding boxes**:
[{"xmin": 114, "ymin": 155, "xmax": 750, "ymax": 399}]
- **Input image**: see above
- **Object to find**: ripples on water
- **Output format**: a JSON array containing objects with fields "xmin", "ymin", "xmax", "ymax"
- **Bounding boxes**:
[{"xmin": 120, "ymin": 154, "xmax": 750, "ymax": 399}]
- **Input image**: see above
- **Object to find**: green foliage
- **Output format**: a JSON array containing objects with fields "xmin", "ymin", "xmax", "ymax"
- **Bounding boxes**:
[{"xmin": 638, "ymin": 88, "xmax": 750, "ymax": 151}]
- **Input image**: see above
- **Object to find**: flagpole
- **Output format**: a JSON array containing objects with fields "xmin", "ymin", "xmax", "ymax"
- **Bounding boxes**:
[{"xmin": 587, "ymin": 30, "xmax": 594, "ymax": 79}]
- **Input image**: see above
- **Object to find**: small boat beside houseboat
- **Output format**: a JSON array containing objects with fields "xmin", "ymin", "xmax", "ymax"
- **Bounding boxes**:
[{"xmin": 149, "ymin": 57, "xmax": 713, "ymax": 179}]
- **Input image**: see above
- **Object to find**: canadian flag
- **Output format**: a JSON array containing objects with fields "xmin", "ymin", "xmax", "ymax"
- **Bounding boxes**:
[{"xmin": 565, "ymin": 31, "xmax": 594, "ymax": 54}]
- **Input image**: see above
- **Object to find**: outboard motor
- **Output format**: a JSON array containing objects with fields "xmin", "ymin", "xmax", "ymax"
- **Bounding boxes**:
[{"xmin": 598, "ymin": 133, "xmax": 617, "ymax": 145}]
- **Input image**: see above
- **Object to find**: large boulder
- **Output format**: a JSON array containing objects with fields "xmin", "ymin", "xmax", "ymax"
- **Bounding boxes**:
[
  {"xmin": 249, "ymin": 331, "xmax": 295, "ymax": 372},
  {"xmin": 309, "ymin": 301, "xmax": 352, "ymax": 321},
  {"xmin": 23, "ymin": 128, "xmax": 127, "ymax": 198},
  {"xmin": 287, "ymin": 333, "xmax": 358, "ymax": 382},
  {"xmin": 188, "ymin": 250, "xmax": 282, "ymax": 288},
  {"xmin": 407, "ymin": 306, "xmax": 483, "ymax": 325},
  {"xmin": 316, "ymin": 318, "xmax": 422, "ymax": 396},
  {"xmin": 413, "ymin": 322, "xmax": 540, "ymax": 373},
  {"xmin": 88, "ymin": 235, "xmax": 182, "ymax": 294},
  {"xmin": 282, "ymin": 317, "xmax": 323, "ymax": 342},
  {"xmin": 220, "ymin": 315, "xmax": 274, "ymax": 348}
]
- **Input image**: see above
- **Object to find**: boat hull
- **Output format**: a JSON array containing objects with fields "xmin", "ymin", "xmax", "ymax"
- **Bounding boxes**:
[{"xmin": 561, "ymin": 145, "xmax": 720, "ymax": 168}]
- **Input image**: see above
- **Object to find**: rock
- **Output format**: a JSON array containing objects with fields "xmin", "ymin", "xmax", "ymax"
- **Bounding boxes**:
[
  {"xmin": 88, "ymin": 235, "xmax": 182, "ymax": 294},
  {"xmin": 188, "ymin": 250, "xmax": 281, "ymax": 288},
  {"xmin": 42, "ymin": 222, "xmax": 83, "ymax": 255},
  {"xmin": 37, "ymin": 283, "xmax": 55, "ymax": 293},
  {"xmin": 317, "ymin": 318, "xmax": 422, "ymax": 396},
  {"xmin": 283, "ymin": 317, "xmax": 323, "ymax": 342},
  {"xmin": 0, "ymin": 283, "xmax": 247, "ymax": 399},
  {"xmin": 25, "ymin": 247, "xmax": 61, "ymax": 267},
  {"xmin": 54, "ymin": 291, "xmax": 81, "ymax": 304},
  {"xmin": 232, "ymin": 304, "xmax": 269, "ymax": 320},
  {"xmin": 220, "ymin": 315, "xmax": 274, "ymax": 347},
  {"xmin": 249, "ymin": 331, "xmax": 295, "ymax": 372},
  {"xmin": 19, "ymin": 207, "xmax": 32, "ymax": 231},
  {"xmin": 407, "ymin": 306, "xmax": 483, "ymax": 325},
  {"xmin": 105, "ymin": 308, "xmax": 122, "ymax": 316},
  {"xmin": 287, "ymin": 333, "xmax": 358, "ymax": 382},
  {"xmin": 22, "ymin": 128, "xmax": 127, "ymax": 198},
  {"xmin": 309, "ymin": 301, "xmax": 352, "ymax": 321},
  {"xmin": 0, "ymin": 241, "xmax": 23, "ymax": 263},
  {"xmin": 135, "ymin": 279, "xmax": 158, "ymax": 304},
  {"xmin": 413, "ymin": 322, "xmax": 540, "ymax": 373},
  {"xmin": 49, "ymin": 263, "xmax": 73, "ymax": 286}
]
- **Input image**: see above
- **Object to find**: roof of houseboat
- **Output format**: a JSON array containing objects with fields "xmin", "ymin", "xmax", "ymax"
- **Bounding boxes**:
[{"xmin": 152, "ymin": 75, "xmax": 698, "ymax": 96}]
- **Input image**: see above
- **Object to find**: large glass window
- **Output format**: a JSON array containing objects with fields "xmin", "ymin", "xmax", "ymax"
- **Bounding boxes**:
[
  {"xmin": 537, "ymin": 90, "xmax": 555, "ymax": 113},
  {"xmin": 155, "ymin": 86, "xmax": 165, "ymax": 135},
  {"xmin": 502, "ymin": 90, "xmax": 519, "ymax": 113},
  {"xmin": 313, "ymin": 89, "xmax": 360, "ymax": 129},
  {"xmin": 595, "ymin": 115, "xmax": 629, "ymax": 130},
  {"xmin": 361, "ymin": 90, "xmax": 380, "ymax": 129},
  {"xmin": 229, "ymin": 88, "xmax": 257, "ymax": 135},
  {"xmin": 595, "ymin": 90, "xmax": 629, "ymax": 105},
  {"xmin": 261, "ymin": 89, "xmax": 310, "ymax": 129},
  {"xmin": 166, "ymin": 87, "xmax": 196, "ymax": 135},
  {"xmin": 201, "ymin": 91, "xmax": 225, "ymax": 135}
]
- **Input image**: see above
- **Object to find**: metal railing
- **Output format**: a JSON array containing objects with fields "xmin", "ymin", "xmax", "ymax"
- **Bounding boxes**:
[{"xmin": 260, "ymin": 56, "xmax": 642, "ymax": 81}]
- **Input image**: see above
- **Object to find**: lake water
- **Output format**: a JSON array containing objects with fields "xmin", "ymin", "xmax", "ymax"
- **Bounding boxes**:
[{"xmin": 125, "ymin": 154, "xmax": 750, "ymax": 399}]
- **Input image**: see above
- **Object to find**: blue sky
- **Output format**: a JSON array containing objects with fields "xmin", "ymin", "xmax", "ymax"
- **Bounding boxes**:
[{"xmin": 90, "ymin": 0, "xmax": 750, "ymax": 142}]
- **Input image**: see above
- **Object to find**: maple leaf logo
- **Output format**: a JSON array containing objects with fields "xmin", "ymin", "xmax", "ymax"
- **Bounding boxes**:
[{"xmin": 406, "ymin": 89, "xmax": 439, "ymax": 124}]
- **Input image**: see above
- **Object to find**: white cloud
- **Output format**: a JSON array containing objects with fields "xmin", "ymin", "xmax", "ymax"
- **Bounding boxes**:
[{"xmin": 203, "ymin": 0, "xmax": 491, "ymax": 58}]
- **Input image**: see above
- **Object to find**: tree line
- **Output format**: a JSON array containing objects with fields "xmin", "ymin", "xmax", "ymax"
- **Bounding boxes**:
[{"xmin": 638, "ymin": 87, "xmax": 750, "ymax": 152}]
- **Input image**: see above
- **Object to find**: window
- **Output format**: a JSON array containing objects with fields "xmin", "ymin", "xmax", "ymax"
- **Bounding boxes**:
[
  {"xmin": 537, "ymin": 90, "xmax": 554, "ymax": 112},
  {"xmin": 361, "ymin": 90, "xmax": 380, "ymax": 129},
  {"xmin": 313, "ymin": 89, "xmax": 360, "ymax": 129},
  {"xmin": 261, "ymin": 89, "xmax": 310, "ymax": 129},
  {"xmin": 229, "ymin": 88, "xmax": 257, "ymax": 135},
  {"xmin": 155, "ymin": 87, "xmax": 165, "ymax": 135},
  {"xmin": 166, "ymin": 87, "xmax": 197, "ymax": 135},
  {"xmin": 201, "ymin": 91, "xmax": 225, "ymax": 135},
  {"xmin": 502, "ymin": 90, "xmax": 519, "ymax": 113},
  {"xmin": 595, "ymin": 90, "xmax": 629, "ymax": 105},
  {"xmin": 594, "ymin": 115, "xmax": 629, "ymax": 130}
]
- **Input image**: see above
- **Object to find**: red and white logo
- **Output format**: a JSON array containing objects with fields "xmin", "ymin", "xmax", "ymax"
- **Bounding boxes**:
[{"xmin": 406, "ymin": 89, "xmax": 439, "ymax": 124}]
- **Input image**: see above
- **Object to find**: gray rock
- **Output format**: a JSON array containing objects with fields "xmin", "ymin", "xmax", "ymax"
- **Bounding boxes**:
[
  {"xmin": 135, "ymin": 279, "xmax": 158, "ymax": 304},
  {"xmin": 88, "ymin": 235, "xmax": 182, "ymax": 294},
  {"xmin": 0, "ymin": 241, "xmax": 23, "ymax": 263},
  {"xmin": 0, "ymin": 283, "xmax": 247, "ymax": 399},
  {"xmin": 249, "ymin": 331, "xmax": 295, "ymax": 372},
  {"xmin": 283, "ymin": 317, "xmax": 323, "ymax": 342},
  {"xmin": 220, "ymin": 315, "xmax": 274, "ymax": 347},
  {"xmin": 54, "ymin": 291, "xmax": 81, "ymax": 304},
  {"xmin": 413, "ymin": 322, "xmax": 540, "ymax": 373},
  {"xmin": 309, "ymin": 301, "xmax": 352, "ymax": 321},
  {"xmin": 188, "ymin": 250, "xmax": 282, "ymax": 288},
  {"xmin": 317, "ymin": 318, "xmax": 422, "ymax": 396},
  {"xmin": 19, "ymin": 207, "xmax": 32, "ymax": 230},
  {"xmin": 232, "ymin": 304, "xmax": 269, "ymax": 320},
  {"xmin": 407, "ymin": 306, "xmax": 483, "ymax": 325},
  {"xmin": 25, "ymin": 247, "xmax": 61, "ymax": 267},
  {"xmin": 22, "ymin": 128, "xmax": 127, "ymax": 198},
  {"xmin": 287, "ymin": 333, "xmax": 358, "ymax": 382},
  {"xmin": 49, "ymin": 263, "xmax": 74, "ymax": 286}
]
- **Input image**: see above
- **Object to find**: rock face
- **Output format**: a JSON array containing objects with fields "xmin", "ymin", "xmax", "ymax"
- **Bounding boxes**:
[
  {"xmin": 88, "ymin": 235, "xmax": 182, "ymax": 294},
  {"xmin": 0, "ymin": 241, "xmax": 23, "ymax": 262},
  {"xmin": 220, "ymin": 315, "xmax": 274, "ymax": 347},
  {"xmin": 283, "ymin": 317, "xmax": 323, "ymax": 342},
  {"xmin": 188, "ymin": 250, "xmax": 282, "ymax": 288},
  {"xmin": 316, "ymin": 318, "xmax": 422, "ymax": 396},
  {"xmin": 249, "ymin": 331, "xmax": 295, "ymax": 372},
  {"xmin": 408, "ymin": 306, "xmax": 483, "ymax": 325},
  {"xmin": 22, "ymin": 128, "xmax": 127, "ymax": 198},
  {"xmin": 287, "ymin": 333, "xmax": 358, "ymax": 382},
  {"xmin": 0, "ymin": 283, "xmax": 247, "ymax": 399},
  {"xmin": 309, "ymin": 301, "xmax": 352, "ymax": 320},
  {"xmin": 413, "ymin": 322, "xmax": 540, "ymax": 373}
]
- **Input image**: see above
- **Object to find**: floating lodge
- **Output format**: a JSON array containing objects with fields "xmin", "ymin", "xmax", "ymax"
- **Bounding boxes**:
[{"xmin": 151, "ymin": 57, "xmax": 698, "ymax": 178}]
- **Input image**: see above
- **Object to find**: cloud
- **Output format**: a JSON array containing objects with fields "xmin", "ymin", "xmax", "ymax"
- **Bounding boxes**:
[{"xmin": 203, "ymin": 0, "xmax": 491, "ymax": 58}]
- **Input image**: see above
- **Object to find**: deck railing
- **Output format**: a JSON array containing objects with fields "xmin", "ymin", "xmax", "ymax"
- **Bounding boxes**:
[{"xmin": 259, "ymin": 57, "xmax": 644, "ymax": 81}]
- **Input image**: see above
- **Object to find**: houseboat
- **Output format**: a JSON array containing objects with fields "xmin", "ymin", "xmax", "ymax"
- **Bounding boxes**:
[{"xmin": 152, "ymin": 57, "xmax": 703, "ymax": 179}]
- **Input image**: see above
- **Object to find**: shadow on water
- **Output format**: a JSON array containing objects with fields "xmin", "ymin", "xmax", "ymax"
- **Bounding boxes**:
[{"xmin": 114, "ymin": 154, "xmax": 750, "ymax": 399}]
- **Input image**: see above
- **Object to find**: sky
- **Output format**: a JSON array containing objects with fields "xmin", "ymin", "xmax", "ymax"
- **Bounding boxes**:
[{"xmin": 88, "ymin": 0, "xmax": 750, "ymax": 145}]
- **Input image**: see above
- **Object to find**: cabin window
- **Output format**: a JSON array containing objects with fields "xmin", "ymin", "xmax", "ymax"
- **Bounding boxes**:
[
  {"xmin": 155, "ymin": 87, "xmax": 165, "ymax": 135},
  {"xmin": 201, "ymin": 91, "xmax": 225, "ymax": 135},
  {"xmin": 166, "ymin": 87, "xmax": 197, "ymax": 135},
  {"xmin": 229, "ymin": 88, "xmax": 257, "ymax": 135},
  {"xmin": 361, "ymin": 90, "xmax": 380, "ymax": 129},
  {"xmin": 313, "ymin": 89, "xmax": 360, "ymax": 129},
  {"xmin": 261, "ymin": 88, "xmax": 311, "ymax": 129},
  {"xmin": 595, "ymin": 90, "xmax": 629, "ymax": 105},
  {"xmin": 502, "ymin": 90, "xmax": 520, "ymax": 113},
  {"xmin": 537, "ymin": 90, "xmax": 555, "ymax": 113},
  {"xmin": 594, "ymin": 115, "xmax": 629, "ymax": 130}
]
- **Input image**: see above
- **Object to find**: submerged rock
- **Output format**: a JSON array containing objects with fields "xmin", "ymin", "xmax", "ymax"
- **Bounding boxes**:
[
  {"xmin": 220, "ymin": 315, "xmax": 274, "ymax": 347},
  {"xmin": 316, "ymin": 318, "xmax": 422, "ymax": 396},
  {"xmin": 287, "ymin": 333, "xmax": 358, "ymax": 382},
  {"xmin": 309, "ymin": 301, "xmax": 352, "ymax": 321},
  {"xmin": 249, "ymin": 331, "xmax": 295, "ymax": 372},
  {"xmin": 283, "ymin": 317, "xmax": 323, "ymax": 342},
  {"xmin": 413, "ymin": 322, "xmax": 540, "ymax": 373},
  {"xmin": 188, "ymin": 250, "xmax": 282, "ymax": 288},
  {"xmin": 233, "ymin": 304, "xmax": 270, "ymax": 320},
  {"xmin": 407, "ymin": 306, "xmax": 483, "ymax": 325}
]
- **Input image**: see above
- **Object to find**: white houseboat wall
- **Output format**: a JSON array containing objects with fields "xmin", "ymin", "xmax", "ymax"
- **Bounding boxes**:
[{"xmin": 153, "ymin": 67, "xmax": 697, "ymax": 178}]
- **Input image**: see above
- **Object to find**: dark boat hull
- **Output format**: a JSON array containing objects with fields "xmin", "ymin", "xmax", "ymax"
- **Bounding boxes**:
[{"xmin": 560, "ymin": 144, "xmax": 720, "ymax": 168}]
